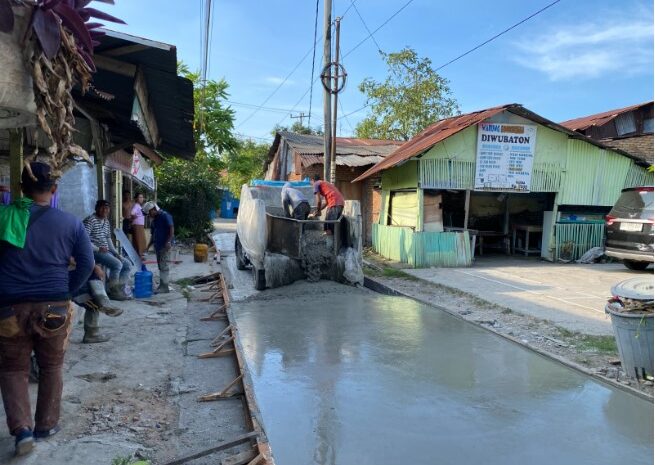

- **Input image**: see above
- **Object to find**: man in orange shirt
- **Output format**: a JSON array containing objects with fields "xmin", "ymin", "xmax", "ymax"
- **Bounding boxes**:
[{"xmin": 311, "ymin": 175, "xmax": 345, "ymax": 235}]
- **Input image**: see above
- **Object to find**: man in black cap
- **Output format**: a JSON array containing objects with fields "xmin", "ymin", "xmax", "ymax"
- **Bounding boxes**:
[{"xmin": 0, "ymin": 162, "xmax": 94, "ymax": 456}]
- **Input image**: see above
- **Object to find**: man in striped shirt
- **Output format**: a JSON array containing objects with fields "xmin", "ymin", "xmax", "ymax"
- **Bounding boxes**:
[{"xmin": 83, "ymin": 200, "xmax": 131, "ymax": 301}]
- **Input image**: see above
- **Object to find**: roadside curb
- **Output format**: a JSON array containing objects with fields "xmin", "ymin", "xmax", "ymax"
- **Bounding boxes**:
[{"xmin": 363, "ymin": 277, "xmax": 654, "ymax": 403}]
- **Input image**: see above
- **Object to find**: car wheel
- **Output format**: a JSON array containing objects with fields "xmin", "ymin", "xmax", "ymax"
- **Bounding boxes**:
[
  {"xmin": 253, "ymin": 266, "xmax": 266, "ymax": 290},
  {"xmin": 235, "ymin": 235, "xmax": 247, "ymax": 270},
  {"xmin": 624, "ymin": 260, "xmax": 650, "ymax": 271}
]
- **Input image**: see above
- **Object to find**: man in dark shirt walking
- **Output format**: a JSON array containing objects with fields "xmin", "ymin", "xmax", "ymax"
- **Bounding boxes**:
[
  {"xmin": 0, "ymin": 162, "xmax": 94, "ymax": 456},
  {"xmin": 143, "ymin": 201, "xmax": 174, "ymax": 293}
]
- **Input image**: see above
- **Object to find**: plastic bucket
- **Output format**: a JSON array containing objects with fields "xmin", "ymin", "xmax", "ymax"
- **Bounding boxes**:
[
  {"xmin": 194, "ymin": 243, "xmax": 209, "ymax": 263},
  {"xmin": 605, "ymin": 304, "xmax": 654, "ymax": 380}
]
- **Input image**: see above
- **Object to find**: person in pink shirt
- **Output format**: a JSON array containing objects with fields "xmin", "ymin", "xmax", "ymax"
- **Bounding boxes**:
[{"xmin": 130, "ymin": 193, "xmax": 146, "ymax": 257}]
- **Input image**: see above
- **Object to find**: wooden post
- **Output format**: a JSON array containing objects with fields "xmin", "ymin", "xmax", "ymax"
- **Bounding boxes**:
[
  {"xmin": 329, "ymin": 17, "xmax": 341, "ymax": 184},
  {"xmin": 463, "ymin": 190, "xmax": 471, "ymax": 229},
  {"xmin": 504, "ymin": 195, "xmax": 511, "ymax": 255},
  {"xmin": 90, "ymin": 122, "xmax": 105, "ymax": 200},
  {"xmin": 322, "ymin": 0, "xmax": 332, "ymax": 182},
  {"xmin": 9, "ymin": 129, "xmax": 24, "ymax": 200},
  {"xmin": 417, "ymin": 188, "xmax": 424, "ymax": 232}
]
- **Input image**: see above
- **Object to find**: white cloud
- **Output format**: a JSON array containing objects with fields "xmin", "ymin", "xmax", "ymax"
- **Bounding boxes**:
[
  {"xmin": 263, "ymin": 76, "xmax": 295, "ymax": 86},
  {"xmin": 513, "ymin": 14, "xmax": 653, "ymax": 80}
]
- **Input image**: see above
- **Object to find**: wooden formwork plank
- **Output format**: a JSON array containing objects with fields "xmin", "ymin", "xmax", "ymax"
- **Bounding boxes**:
[{"xmin": 162, "ymin": 431, "xmax": 258, "ymax": 465}]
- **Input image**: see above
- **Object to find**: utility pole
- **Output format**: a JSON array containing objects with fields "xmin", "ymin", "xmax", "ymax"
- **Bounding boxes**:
[
  {"xmin": 322, "ymin": 0, "xmax": 332, "ymax": 182},
  {"xmin": 290, "ymin": 112, "xmax": 307, "ymax": 128},
  {"xmin": 330, "ymin": 17, "xmax": 341, "ymax": 184}
]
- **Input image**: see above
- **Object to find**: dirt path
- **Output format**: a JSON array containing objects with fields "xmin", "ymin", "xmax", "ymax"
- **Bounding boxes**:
[{"xmin": 0, "ymin": 254, "xmax": 254, "ymax": 464}]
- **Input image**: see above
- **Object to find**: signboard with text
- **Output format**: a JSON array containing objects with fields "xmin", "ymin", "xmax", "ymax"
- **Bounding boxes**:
[
  {"xmin": 131, "ymin": 149, "xmax": 155, "ymax": 190},
  {"xmin": 475, "ymin": 122, "xmax": 537, "ymax": 191}
]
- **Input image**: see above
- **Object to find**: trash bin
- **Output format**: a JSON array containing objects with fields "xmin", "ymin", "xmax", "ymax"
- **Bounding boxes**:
[{"xmin": 606, "ymin": 277, "xmax": 654, "ymax": 381}]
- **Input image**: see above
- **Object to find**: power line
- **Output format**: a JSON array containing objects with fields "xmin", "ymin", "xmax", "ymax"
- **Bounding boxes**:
[
  {"xmin": 308, "ymin": 0, "xmax": 320, "ymax": 127},
  {"xmin": 338, "ymin": 0, "xmax": 562, "ymax": 120},
  {"xmin": 201, "ymin": 0, "xmax": 213, "ymax": 82},
  {"xmin": 238, "ymin": 1, "xmax": 359, "ymax": 130},
  {"xmin": 338, "ymin": 104, "xmax": 368, "ymax": 120},
  {"xmin": 236, "ymin": 45, "xmax": 317, "ymax": 129},
  {"xmin": 435, "ymin": 0, "xmax": 561, "ymax": 71},
  {"xmin": 277, "ymin": 0, "xmax": 413, "ymax": 127},
  {"xmin": 234, "ymin": 132, "xmax": 273, "ymax": 142},
  {"xmin": 343, "ymin": 0, "xmax": 414, "ymax": 59},
  {"xmin": 338, "ymin": 98, "xmax": 355, "ymax": 134},
  {"xmin": 227, "ymin": 100, "xmax": 303, "ymax": 114},
  {"xmin": 351, "ymin": 1, "xmax": 383, "ymax": 54},
  {"xmin": 198, "ymin": 0, "xmax": 204, "ymax": 78},
  {"xmin": 206, "ymin": 0, "xmax": 217, "ymax": 79}
]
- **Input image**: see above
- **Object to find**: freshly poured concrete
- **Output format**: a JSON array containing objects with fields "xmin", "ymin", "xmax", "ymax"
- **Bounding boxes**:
[{"xmin": 234, "ymin": 282, "xmax": 653, "ymax": 465}]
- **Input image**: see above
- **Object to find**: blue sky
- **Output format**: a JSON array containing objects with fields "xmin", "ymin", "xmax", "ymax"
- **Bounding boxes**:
[{"xmin": 106, "ymin": 0, "xmax": 653, "ymax": 141}]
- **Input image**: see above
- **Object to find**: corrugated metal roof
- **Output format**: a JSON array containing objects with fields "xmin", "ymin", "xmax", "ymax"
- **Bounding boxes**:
[
  {"xmin": 353, "ymin": 103, "xmax": 648, "ymax": 183},
  {"xmin": 352, "ymin": 104, "xmax": 511, "ymax": 182},
  {"xmin": 300, "ymin": 153, "xmax": 386, "ymax": 167},
  {"xmin": 560, "ymin": 101, "xmax": 653, "ymax": 132},
  {"xmin": 264, "ymin": 131, "xmax": 402, "ymax": 172},
  {"xmin": 280, "ymin": 131, "xmax": 401, "ymax": 157}
]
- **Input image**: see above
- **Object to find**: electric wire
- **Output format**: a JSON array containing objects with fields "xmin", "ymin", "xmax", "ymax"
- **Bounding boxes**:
[
  {"xmin": 338, "ymin": 0, "xmax": 562, "ymax": 120},
  {"xmin": 238, "ymin": 1, "xmax": 359, "ymax": 130},
  {"xmin": 339, "ymin": 98, "xmax": 355, "ymax": 134},
  {"xmin": 351, "ymin": 1, "xmax": 383, "ymax": 54},
  {"xmin": 277, "ymin": 0, "xmax": 413, "ymax": 128},
  {"xmin": 201, "ymin": 0, "xmax": 212, "ymax": 83},
  {"xmin": 206, "ymin": 0, "xmax": 216, "ymax": 79},
  {"xmin": 227, "ymin": 100, "xmax": 299, "ymax": 114},
  {"xmin": 342, "ymin": 0, "xmax": 414, "ymax": 59},
  {"xmin": 308, "ymin": 0, "xmax": 321, "ymax": 128},
  {"xmin": 435, "ymin": 0, "xmax": 561, "ymax": 71}
]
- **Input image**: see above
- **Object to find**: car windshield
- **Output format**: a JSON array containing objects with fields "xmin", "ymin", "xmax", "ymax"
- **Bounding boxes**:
[{"xmin": 609, "ymin": 189, "xmax": 654, "ymax": 220}]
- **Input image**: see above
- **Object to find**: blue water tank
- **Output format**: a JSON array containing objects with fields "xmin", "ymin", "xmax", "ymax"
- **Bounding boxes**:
[
  {"xmin": 133, "ymin": 265, "xmax": 153, "ymax": 298},
  {"xmin": 220, "ymin": 191, "xmax": 240, "ymax": 219}
]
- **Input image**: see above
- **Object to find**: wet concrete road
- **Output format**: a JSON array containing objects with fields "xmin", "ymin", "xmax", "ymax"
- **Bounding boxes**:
[{"xmin": 233, "ymin": 282, "xmax": 653, "ymax": 465}]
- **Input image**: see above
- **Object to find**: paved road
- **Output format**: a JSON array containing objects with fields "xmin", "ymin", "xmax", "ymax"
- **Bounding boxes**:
[
  {"xmin": 231, "ymin": 280, "xmax": 653, "ymax": 465},
  {"xmin": 406, "ymin": 257, "xmax": 652, "ymax": 335}
]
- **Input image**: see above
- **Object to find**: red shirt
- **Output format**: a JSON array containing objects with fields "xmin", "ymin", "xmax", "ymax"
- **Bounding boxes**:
[{"xmin": 314, "ymin": 181, "xmax": 344, "ymax": 208}]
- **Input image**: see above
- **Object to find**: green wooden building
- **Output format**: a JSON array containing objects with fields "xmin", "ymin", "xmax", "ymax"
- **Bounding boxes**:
[{"xmin": 353, "ymin": 104, "xmax": 652, "ymax": 267}]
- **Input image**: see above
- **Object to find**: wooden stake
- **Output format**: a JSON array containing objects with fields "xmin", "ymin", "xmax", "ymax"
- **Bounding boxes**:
[
  {"xmin": 8, "ymin": 128, "xmax": 23, "ymax": 200},
  {"xmin": 200, "ymin": 304, "xmax": 227, "ymax": 321},
  {"xmin": 211, "ymin": 324, "xmax": 234, "ymax": 346},
  {"xmin": 198, "ymin": 374, "xmax": 244, "ymax": 402},
  {"xmin": 198, "ymin": 335, "xmax": 235, "ymax": 359},
  {"xmin": 245, "ymin": 453, "xmax": 264, "ymax": 465}
]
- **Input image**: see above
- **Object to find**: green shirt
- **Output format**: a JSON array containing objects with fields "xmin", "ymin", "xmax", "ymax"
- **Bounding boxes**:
[{"xmin": 0, "ymin": 197, "xmax": 34, "ymax": 248}]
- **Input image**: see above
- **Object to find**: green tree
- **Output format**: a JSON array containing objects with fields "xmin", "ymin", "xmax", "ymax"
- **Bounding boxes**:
[
  {"xmin": 355, "ymin": 47, "xmax": 459, "ymax": 141},
  {"xmin": 156, "ymin": 154, "xmax": 223, "ymax": 242},
  {"xmin": 272, "ymin": 121, "xmax": 323, "ymax": 137},
  {"xmin": 155, "ymin": 64, "xmax": 237, "ymax": 242},
  {"xmin": 223, "ymin": 139, "xmax": 270, "ymax": 195},
  {"xmin": 180, "ymin": 65, "xmax": 237, "ymax": 155}
]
